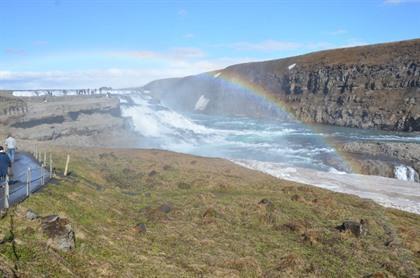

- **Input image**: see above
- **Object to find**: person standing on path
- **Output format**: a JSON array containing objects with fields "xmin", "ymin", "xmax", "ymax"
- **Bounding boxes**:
[
  {"xmin": 0, "ymin": 146, "xmax": 11, "ymax": 182},
  {"xmin": 4, "ymin": 134, "xmax": 16, "ymax": 163}
]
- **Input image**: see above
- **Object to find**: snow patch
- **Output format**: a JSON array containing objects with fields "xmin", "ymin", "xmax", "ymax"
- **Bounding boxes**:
[
  {"xmin": 214, "ymin": 72, "xmax": 221, "ymax": 78},
  {"xmin": 194, "ymin": 95, "xmax": 210, "ymax": 111},
  {"xmin": 232, "ymin": 159, "xmax": 420, "ymax": 214},
  {"xmin": 288, "ymin": 63, "xmax": 296, "ymax": 70}
]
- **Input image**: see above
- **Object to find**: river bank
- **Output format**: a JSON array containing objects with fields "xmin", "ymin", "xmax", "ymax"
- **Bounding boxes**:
[
  {"xmin": 0, "ymin": 147, "xmax": 419, "ymax": 276},
  {"xmin": 3, "ymin": 91, "xmax": 419, "ymax": 213}
]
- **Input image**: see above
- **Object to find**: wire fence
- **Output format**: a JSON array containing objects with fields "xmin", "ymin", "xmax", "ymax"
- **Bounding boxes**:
[{"xmin": 0, "ymin": 146, "xmax": 64, "ymax": 210}]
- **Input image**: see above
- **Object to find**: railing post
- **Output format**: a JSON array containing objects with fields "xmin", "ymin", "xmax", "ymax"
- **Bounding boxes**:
[
  {"xmin": 41, "ymin": 167, "xmax": 45, "ymax": 186},
  {"xmin": 64, "ymin": 154, "xmax": 70, "ymax": 176},
  {"xmin": 26, "ymin": 167, "xmax": 31, "ymax": 196},
  {"xmin": 49, "ymin": 154, "xmax": 53, "ymax": 179},
  {"xmin": 34, "ymin": 145, "xmax": 38, "ymax": 158},
  {"xmin": 43, "ymin": 152, "xmax": 47, "ymax": 167},
  {"xmin": 4, "ymin": 175, "xmax": 9, "ymax": 209}
]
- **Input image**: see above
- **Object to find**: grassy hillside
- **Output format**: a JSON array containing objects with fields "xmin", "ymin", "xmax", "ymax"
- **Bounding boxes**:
[{"xmin": 0, "ymin": 147, "xmax": 419, "ymax": 277}]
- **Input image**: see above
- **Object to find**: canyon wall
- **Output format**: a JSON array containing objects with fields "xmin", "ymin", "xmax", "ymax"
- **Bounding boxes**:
[{"xmin": 144, "ymin": 39, "xmax": 420, "ymax": 131}]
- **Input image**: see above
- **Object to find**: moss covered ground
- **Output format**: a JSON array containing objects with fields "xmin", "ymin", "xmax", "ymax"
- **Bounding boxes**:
[{"xmin": 0, "ymin": 147, "xmax": 419, "ymax": 277}]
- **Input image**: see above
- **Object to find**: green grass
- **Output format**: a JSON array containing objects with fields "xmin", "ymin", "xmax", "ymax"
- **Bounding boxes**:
[{"xmin": 0, "ymin": 147, "xmax": 419, "ymax": 277}]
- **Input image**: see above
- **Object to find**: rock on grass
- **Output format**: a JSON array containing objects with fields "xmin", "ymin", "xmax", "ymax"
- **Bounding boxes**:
[
  {"xmin": 25, "ymin": 209, "xmax": 39, "ymax": 220},
  {"xmin": 41, "ymin": 215, "xmax": 75, "ymax": 252}
]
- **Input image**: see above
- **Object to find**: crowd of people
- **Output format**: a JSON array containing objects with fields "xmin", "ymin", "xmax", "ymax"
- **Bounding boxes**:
[{"xmin": 0, "ymin": 134, "xmax": 16, "ymax": 181}]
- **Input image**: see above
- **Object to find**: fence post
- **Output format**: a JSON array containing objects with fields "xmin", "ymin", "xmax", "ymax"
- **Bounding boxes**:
[
  {"xmin": 43, "ymin": 152, "xmax": 47, "ymax": 167},
  {"xmin": 49, "ymin": 154, "xmax": 53, "ymax": 179},
  {"xmin": 26, "ymin": 167, "xmax": 31, "ymax": 196},
  {"xmin": 41, "ymin": 167, "xmax": 45, "ymax": 186},
  {"xmin": 64, "ymin": 154, "xmax": 70, "ymax": 176},
  {"xmin": 4, "ymin": 175, "xmax": 9, "ymax": 209},
  {"xmin": 34, "ymin": 145, "xmax": 38, "ymax": 158}
]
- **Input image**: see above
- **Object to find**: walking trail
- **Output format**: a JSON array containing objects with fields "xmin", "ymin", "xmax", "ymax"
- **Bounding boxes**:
[{"xmin": 0, "ymin": 152, "xmax": 49, "ymax": 209}]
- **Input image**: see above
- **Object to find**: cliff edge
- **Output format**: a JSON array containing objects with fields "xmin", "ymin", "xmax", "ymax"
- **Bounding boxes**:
[{"xmin": 144, "ymin": 39, "xmax": 420, "ymax": 131}]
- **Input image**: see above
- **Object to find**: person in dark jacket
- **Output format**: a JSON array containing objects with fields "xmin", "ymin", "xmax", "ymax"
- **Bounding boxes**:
[{"xmin": 0, "ymin": 146, "xmax": 11, "ymax": 180}]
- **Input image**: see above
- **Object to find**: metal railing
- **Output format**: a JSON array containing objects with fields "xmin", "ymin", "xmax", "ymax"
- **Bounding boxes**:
[{"xmin": 0, "ymin": 146, "xmax": 57, "ymax": 209}]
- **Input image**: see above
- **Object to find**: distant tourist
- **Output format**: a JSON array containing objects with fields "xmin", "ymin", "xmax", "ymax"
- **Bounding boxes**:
[
  {"xmin": 0, "ymin": 146, "xmax": 11, "ymax": 181},
  {"xmin": 4, "ymin": 134, "xmax": 16, "ymax": 162}
]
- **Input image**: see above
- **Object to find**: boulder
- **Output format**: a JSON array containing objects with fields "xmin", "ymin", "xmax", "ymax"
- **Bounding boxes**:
[
  {"xmin": 0, "ymin": 231, "xmax": 13, "ymax": 244},
  {"xmin": 25, "ymin": 209, "xmax": 39, "ymax": 220},
  {"xmin": 41, "ymin": 215, "xmax": 75, "ymax": 252},
  {"xmin": 158, "ymin": 204, "xmax": 172, "ymax": 214},
  {"xmin": 202, "ymin": 208, "xmax": 217, "ymax": 218},
  {"xmin": 258, "ymin": 198, "xmax": 273, "ymax": 206},
  {"xmin": 336, "ymin": 219, "xmax": 368, "ymax": 237},
  {"xmin": 134, "ymin": 223, "xmax": 146, "ymax": 233}
]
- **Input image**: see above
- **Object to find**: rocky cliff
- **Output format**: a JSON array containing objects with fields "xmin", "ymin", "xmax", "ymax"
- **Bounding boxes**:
[
  {"xmin": 0, "ymin": 91, "xmax": 28, "ymax": 125},
  {"xmin": 0, "ymin": 94, "xmax": 138, "ymax": 146},
  {"xmin": 338, "ymin": 141, "xmax": 420, "ymax": 182},
  {"xmin": 144, "ymin": 39, "xmax": 420, "ymax": 131}
]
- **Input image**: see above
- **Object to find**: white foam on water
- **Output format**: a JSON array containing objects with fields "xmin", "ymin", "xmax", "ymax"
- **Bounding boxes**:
[
  {"xmin": 194, "ymin": 95, "xmax": 210, "ymax": 111},
  {"xmin": 394, "ymin": 165, "xmax": 419, "ymax": 182},
  {"xmin": 328, "ymin": 167, "xmax": 347, "ymax": 175},
  {"xmin": 119, "ymin": 98, "xmax": 129, "ymax": 104},
  {"xmin": 12, "ymin": 91, "xmax": 38, "ymax": 97},
  {"xmin": 121, "ymin": 98, "xmax": 167, "ymax": 137},
  {"xmin": 121, "ymin": 94, "xmax": 223, "ymax": 153}
]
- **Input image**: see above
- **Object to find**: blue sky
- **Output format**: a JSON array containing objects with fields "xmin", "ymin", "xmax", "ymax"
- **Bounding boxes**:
[{"xmin": 0, "ymin": 0, "xmax": 419, "ymax": 89}]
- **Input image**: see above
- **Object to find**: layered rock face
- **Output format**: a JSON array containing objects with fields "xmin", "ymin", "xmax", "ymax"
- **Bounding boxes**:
[
  {"xmin": 0, "ymin": 91, "xmax": 28, "ymax": 125},
  {"xmin": 2, "ymin": 94, "xmax": 137, "ymax": 146},
  {"xmin": 144, "ymin": 39, "xmax": 420, "ymax": 131},
  {"xmin": 339, "ymin": 141, "xmax": 420, "ymax": 182},
  {"xmin": 278, "ymin": 60, "xmax": 419, "ymax": 131}
]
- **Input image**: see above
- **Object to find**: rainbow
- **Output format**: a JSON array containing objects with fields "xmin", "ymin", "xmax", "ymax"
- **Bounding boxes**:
[{"xmin": 202, "ymin": 69, "xmax": 360, "ymax": 173}]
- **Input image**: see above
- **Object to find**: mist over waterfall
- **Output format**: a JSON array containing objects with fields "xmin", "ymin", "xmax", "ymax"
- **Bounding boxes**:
[
  {"xmin": 120, "ymin": 90, "xmax": 420, "ymax": 176},
  {"xmin": 120, "ymin": 92, "xmax": 349, "ymax": 173}
]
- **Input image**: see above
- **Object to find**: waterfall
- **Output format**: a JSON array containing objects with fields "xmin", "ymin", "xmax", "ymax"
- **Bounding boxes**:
[{"xmin": 394, "ymin": 165, "xmax": 419, "ymax": 183}]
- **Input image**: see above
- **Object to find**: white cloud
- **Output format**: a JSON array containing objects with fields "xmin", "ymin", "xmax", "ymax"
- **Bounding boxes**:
[
  {"xmin": 33, "ymin": 40, "xmax": 49, "ymax": 46},
  {"xmin": 0, "ymin": 38, "xmax": 370, "ymax": 89},
  {"xmin": 0, "ymin": 56, "xmax": 253, "ymax": 89},
  {"xmin": 228, "ymin": 40, "xmax": 303, "ymax": 52},
  {"xmin": 384, "ymin": 0, "xmax": 420, "ymax": 4},
  {"xmin": 4, "ymin": 48, "xmax": 27, "ymax": 56},
  {"xmin": 325, "ymin": 29, "xmax": 348, "ymax": 35},
  {"xmin": 216, "ymin": 39, "xmax": 368, "ymax": 53},
  {"xmin": 183, "ymin": 33, "xmax": 195, "ymax": 39},
  {"xmin": 177, "ymin": 9, "xmax": 187, "ymax": 16},
  {"xmin": 108, "ymin": 47, "xmax": 205, "ymax": 61}
]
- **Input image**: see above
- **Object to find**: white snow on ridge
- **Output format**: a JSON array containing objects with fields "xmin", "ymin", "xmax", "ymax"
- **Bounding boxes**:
[
  {"xmin": 288, "ymin": 63, "xmax": 296, "ymax": 70},
  {"xmin": 194, "ymin": 95, "xmax": 210, "ymax": 111},
  {"xmin": 214, "ymin": 72, "xmax": 221, "ymax": 78},
  {"xmin": 232, "ymin": 159, "xmax": 420, "ymax": 215}
]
